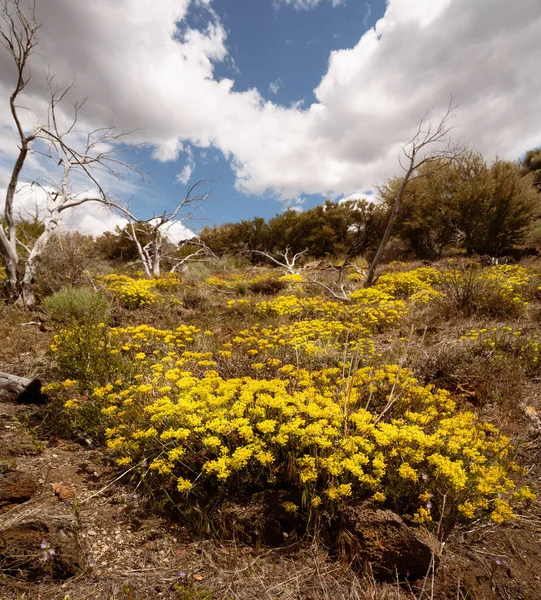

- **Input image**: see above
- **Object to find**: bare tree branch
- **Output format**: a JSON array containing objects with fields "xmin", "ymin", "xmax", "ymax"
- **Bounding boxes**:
[
  {"xmin": 0, "ymin": 0, "xmax": 143, "ymax": 305},
  {"xmin": 364, "ymin": 98, "xmax": 466, "ymax": 287}
]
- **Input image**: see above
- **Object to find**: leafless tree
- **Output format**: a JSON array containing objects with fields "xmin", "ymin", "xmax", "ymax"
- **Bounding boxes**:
[
  {"xmin": 169, "ymin": 237, "xmax": 218, "ymax": 274},
  {"xmin": 111, "ymin": 181, "xmax": 212, "ymax": 278},
  {"xmin": 251, "ymin": 247, "xmax": 309, "ymax": 275},
  {"xmin": 252, "ymin": 247, "xmax": 356, "ymax": 301},
  {"xmin": 0, "ymin": 0, "xmax": 139, "ymax": 305},
  {"xmin": 364, "ymin": 100, "xmax": 466, "ymax": 287}
]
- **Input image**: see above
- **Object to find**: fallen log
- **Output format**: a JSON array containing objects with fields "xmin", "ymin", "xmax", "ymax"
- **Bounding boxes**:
[{"xmin": 0, "ymin": 371, "xmax": 44, "ymax": 403}]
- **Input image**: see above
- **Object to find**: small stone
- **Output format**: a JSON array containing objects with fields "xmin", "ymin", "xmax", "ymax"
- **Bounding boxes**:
[
  {"xmin": 51, "ymin": 483, "xmax": 77, "ymax": 501},
  {"xmin": 87, "ymin": 529, "xmax": 97, "ymax": 536}
]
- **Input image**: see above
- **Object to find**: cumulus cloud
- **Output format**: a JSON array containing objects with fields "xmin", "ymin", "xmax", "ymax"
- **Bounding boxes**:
[
  {"xmin": 0, "ymin": 0, "xmax": 540, "ymax": 214},
  {"xmin": 0, "ymin": 181, "xmax": 127, "ymax": 237}
]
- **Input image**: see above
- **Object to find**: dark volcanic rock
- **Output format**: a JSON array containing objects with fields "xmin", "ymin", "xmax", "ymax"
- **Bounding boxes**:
[
  {"xmin": 0, "ymin": 512, "xmax": 82, "ymax": 580},
  {"xmin": 341, "ymin": 505, "xmax": 439, "ymax": 580},
  {"xmin": 0, "ymin": 468, "xmax": 38, "ymax": 513},
  {"xmin": 216, "ymin": 490, "xmax": 304, "ymax": 545}
]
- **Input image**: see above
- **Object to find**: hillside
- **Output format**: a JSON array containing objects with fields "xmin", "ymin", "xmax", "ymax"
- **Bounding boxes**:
[{"xmin": 1, "ymin": 259, "xmax": 541, "ymax": 599}]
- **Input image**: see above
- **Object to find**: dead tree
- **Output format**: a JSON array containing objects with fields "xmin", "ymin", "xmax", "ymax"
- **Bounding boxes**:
[
  {"xmin": 112, "ymin": 181, "xmax": 212, "ymax": 278},
  {"xmin": 169, "ymin": 237, "xmax": 218, "ymax": 273},
  {"xmin": 364, "ymin": 100, "xmax": 466, "ymax": 287},
  {"xmin": 251, "ymin": 247, "xmax": 309, "ymax": 275},
  {"xmin": 252, "ymin": 248, "xmax": 354, "ymax": 301},
  {"xmin": 0, "ymin": 0, "xmax": 39, "ymax": 302},
  {"xmin": 0, "ymin": 0, "xmax": 139, "ymax": 306},
  {"xmin": 0, "ymin": 370, "xmax": 43, "ymax": 402}
]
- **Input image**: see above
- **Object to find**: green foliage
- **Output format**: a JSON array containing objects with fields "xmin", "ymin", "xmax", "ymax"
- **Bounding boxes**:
[
  {"xmin": 199, "ymin": 200, "xmax": 387, "ymax": 261},
  {"xmin": 95, "ymin": 224, "xmax": 147, "ymax": 261},
  {"xmin": 383, "ymin": 151, "xmax": 540, "ymax": 258},
  {"xmin": 521, "ymin": 147, "xmax": 541, "ymax": 192},
  {"xmin": 44, "ymin": 286, "xmax": 111, "ymax": 324}
]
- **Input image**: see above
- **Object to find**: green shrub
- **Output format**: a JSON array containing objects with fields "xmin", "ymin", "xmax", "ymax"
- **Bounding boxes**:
[
  {"xmin": 44, "ymin": 286, "xmax": 111, "ymax": 324},
  {"xmin": 247, "ymin": 276, "xmax": 288, "ymax": 296}
]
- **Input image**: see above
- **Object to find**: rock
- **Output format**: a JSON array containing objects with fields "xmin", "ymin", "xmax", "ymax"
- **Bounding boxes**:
[
  {"xmin": 217, "ymin": 490, "xmax": 304, "ymax": 545},
  {"xmin": 0, "ymin": 419, "xmax": 41, "ymax": 459},
  {"xmin": 0, "ymin": 468, "xmax": 38, "ymax": 513},
  {"xmin": 51, "ymin": 482, "xmax": 77, "ymax": 501},
  {"xmin": 340, "ymin": 505, "xmax": 439, "ymax": 580},
  {"xmin": 0, "ymin": 512, "xmax": 82, "ymax": 580}
]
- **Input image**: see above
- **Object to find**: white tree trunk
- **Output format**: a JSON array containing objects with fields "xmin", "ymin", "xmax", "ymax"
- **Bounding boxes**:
[
  {"xmin": 0, "ymin": 371, "xmax": 33, "ymax": 394},
  {"xmin": 20, "ymin": 214, "xmax": 60, "ymax": 306}
]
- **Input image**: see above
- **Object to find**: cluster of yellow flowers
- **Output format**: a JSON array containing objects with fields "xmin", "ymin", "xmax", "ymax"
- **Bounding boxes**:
[
  {"xmin": 373, "ymin": 267, "xmax": 442, "ymax": 298},
  {"xmin": 205, "ymin": 270, "xmax": 276, "ymax": 290},
  {"xmin": 255, "ymin": 294, "xmax": 407, "ymax": 330},
  {"xmin": 46, "ymin": 261, "xmax": 539, "ymax": 529},
  {"xmin": 49, "ymin": 318, "xmax": 534, "ymax": 527},
  {"xmin": 98, "ymin": 273, "xmax": 182, "ymax": 308},
  {"xmin": 0, "ymin": 265, "xmax": 6, "ymax": 282},
  {"xmin": 76, "ymin": 361, "xmax": 532, "ymax": 525},
  {"xmin": 278, "ymin": 273, "xmax": 306, "ymax": 284},
  {"xmin": 228, "ymin": 320, "xmax": 375, "ymax": 369}
]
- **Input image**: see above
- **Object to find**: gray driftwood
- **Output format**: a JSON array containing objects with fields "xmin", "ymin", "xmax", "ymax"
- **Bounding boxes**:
[{"xmin": 0, "ymin": 371, "xmax": 43, "ymax": 402}]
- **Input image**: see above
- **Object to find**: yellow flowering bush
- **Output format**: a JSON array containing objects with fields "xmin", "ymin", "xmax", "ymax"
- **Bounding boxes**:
[
  {"xmin": 437, "ymin": 263, "xmax": 539, "ymax": 317},
  {"xmin": 45, "ymin": 260, "xmax": 539, "ymax": 536},
  {"xmin": 92, "ymin": 363, "xmax": 530, "ymax": 526},
  {"xmin": 256, "ymin": 294, "xmax": 407, "ymax": 331},
  {"xmin": 98, "ymin": 273, "xmax": 182, "ymax": 308},
  {"xmin": 373, "ymin": 267, "xmax": 441, "ymax": 298},
  {"xmin": 48, "ymin": 310, "xmax": 533, "ymax": 529}
]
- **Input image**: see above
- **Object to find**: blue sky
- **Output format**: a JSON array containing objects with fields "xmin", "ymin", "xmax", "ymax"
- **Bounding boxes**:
[
  {"xmin": 135, "ymin": 0, "xmax": 386, "ymax": 230},
  {"xmin": 1, "ymin": 0, "xmax": 539, "ymax": 238}
]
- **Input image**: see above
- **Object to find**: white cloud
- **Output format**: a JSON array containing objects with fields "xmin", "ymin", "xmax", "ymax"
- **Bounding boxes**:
[
  {"xmin": 269, "ymin": 78, "xmax": 282, "ymax": 95},
  {"xmin": 176, "ymin": 147, "xmax": 195, "ymax": 184},
  {"xmin": 0, "ymin": 0, "xmax": 539, "ymax": 217},
  {"xmin": 1, "ymin": 182, "xmax": 127, "ymax": 237},
  {"xmin": 339, "ymin": 191, "xmax": 377, "ymax": 205},
  {"xmin": 275, "ymin": 0, "xmax": 344, "ymax": 10},
  {"xmin": 155, "ymin": 218, "xmax": 195, "ymax": 243},
  {"xmin": 363, "ymin": 2, "xmax": 372, "ymax": 26}
]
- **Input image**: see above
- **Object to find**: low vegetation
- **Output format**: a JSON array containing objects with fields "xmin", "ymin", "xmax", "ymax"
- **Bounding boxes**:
[{"xmin": 39, "ymin": 261, "xmax": 538, "ymax": 542}]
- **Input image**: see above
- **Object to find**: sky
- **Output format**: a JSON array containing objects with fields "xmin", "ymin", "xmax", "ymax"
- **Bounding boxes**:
[{"xmin": 0, "ymin": 0, "xmax": 540, "ymax": 238}]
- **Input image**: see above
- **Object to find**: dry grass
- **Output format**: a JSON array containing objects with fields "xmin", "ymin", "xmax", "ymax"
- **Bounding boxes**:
[{"xmin": 1, "ymin": 540, "xmax": 414, "ymax": 600}]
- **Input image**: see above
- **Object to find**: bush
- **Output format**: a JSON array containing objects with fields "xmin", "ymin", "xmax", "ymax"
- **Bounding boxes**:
[
  {"xmin": 44, "ymin": 286, "xmax": 111, "ymax": 324},
  {"xmin": 433, "ymin": 262, "xmax": 538, "ymax": 318},
  {"xmin": 247, "ymin": 276, "xmax": 287, "ymax": 295},
  {"xmin": 46, "ymin": 321, "xmax": 533, "ymax": 534},
  {"xmin": 35, "ymin": 232, "xmax": 98, "ymax": 298}
]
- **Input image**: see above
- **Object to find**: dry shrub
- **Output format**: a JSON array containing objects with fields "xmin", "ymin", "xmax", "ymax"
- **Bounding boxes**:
[
  {"xmin": 35, "ymin": 232, "xmax": 99, "ymax": 299},
  {"xmin": 247, "ymin": 276, "xmax": 287, "ymax": 295},
  {"xmin": 409, "ymin": 334, "xmax": 526, "ymax": 430}
]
